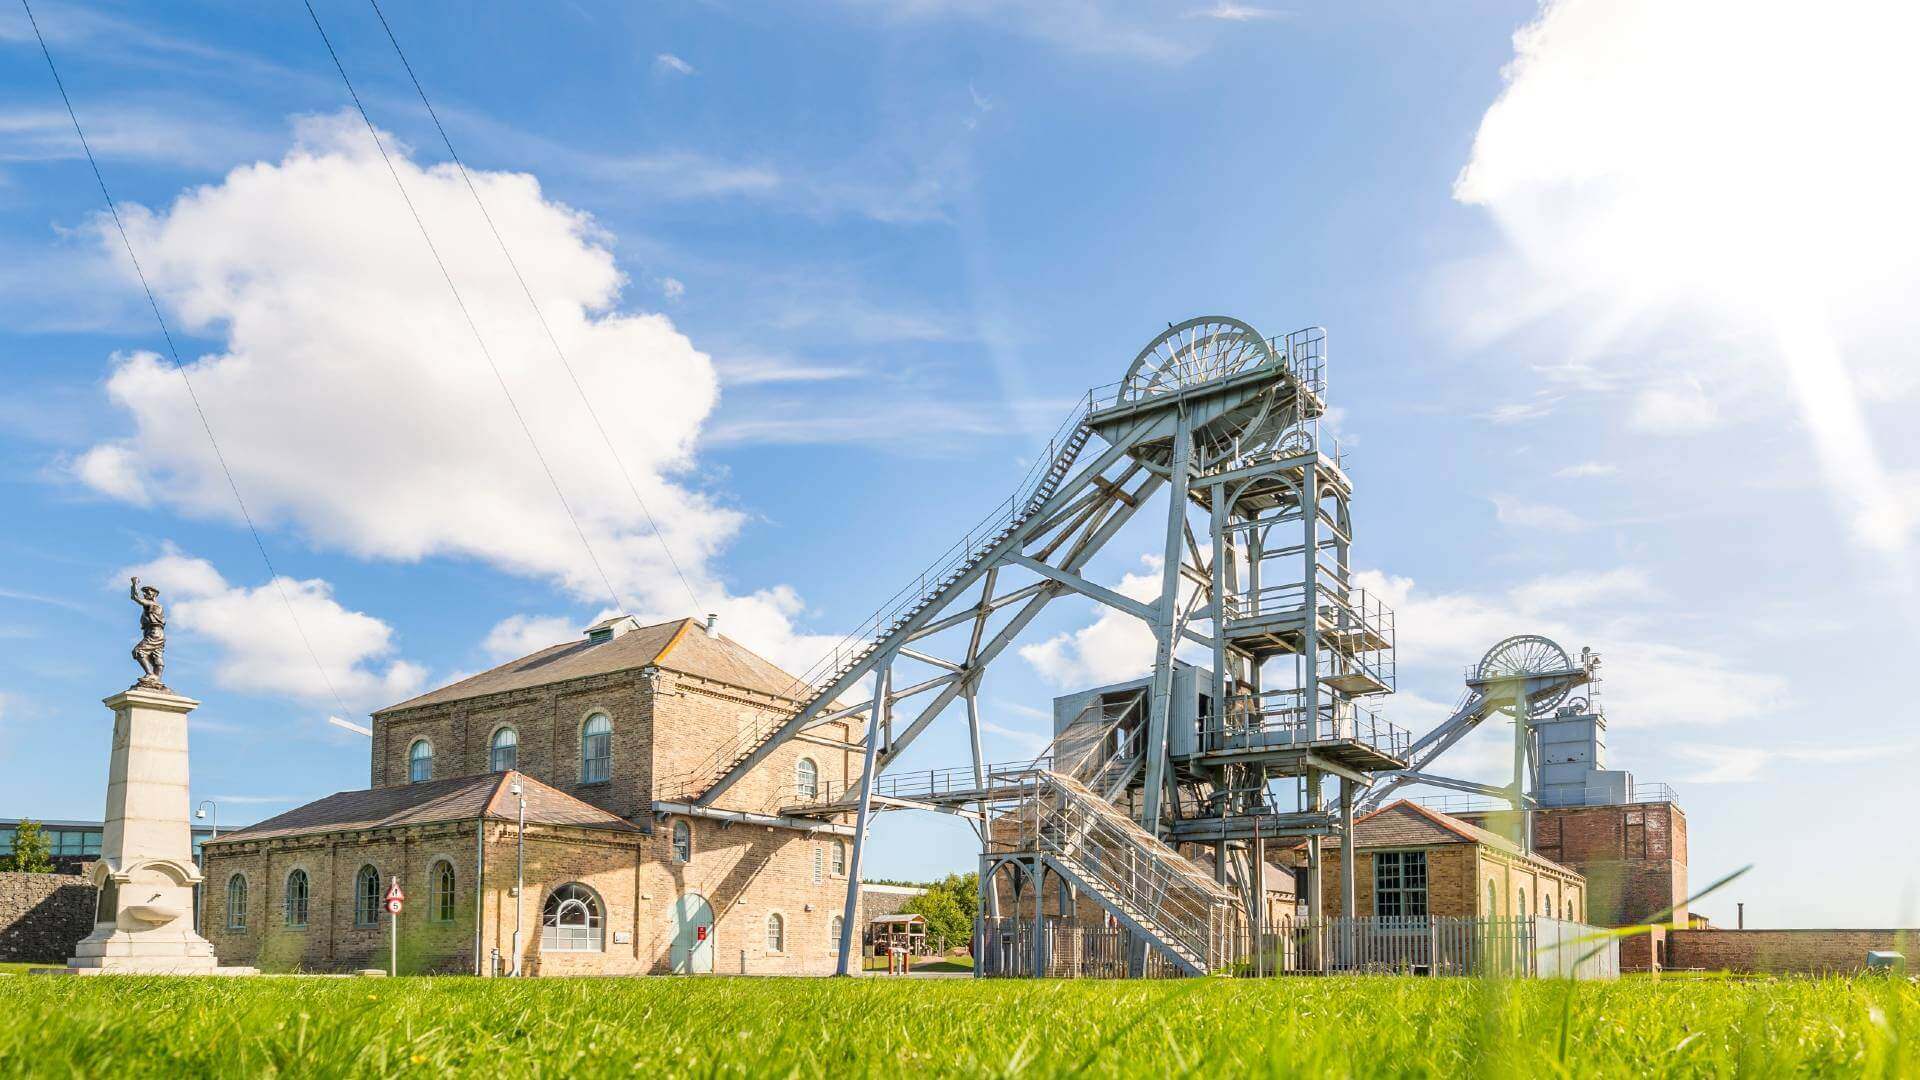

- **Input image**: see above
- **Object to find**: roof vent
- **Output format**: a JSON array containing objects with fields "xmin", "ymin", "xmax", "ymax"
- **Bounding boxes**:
[
  {"xmin": 705, "ymin": 612, "xmax": 719, "ymax": 638},
  {"xmin": 584, "ymin": 614, "xmax": 641, "ymax": 644}
]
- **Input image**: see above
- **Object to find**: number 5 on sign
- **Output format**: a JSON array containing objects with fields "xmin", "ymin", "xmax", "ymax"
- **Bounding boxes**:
[{"xmin": 386, "ymin": 880, "xmax": 405, "ymax": 976}]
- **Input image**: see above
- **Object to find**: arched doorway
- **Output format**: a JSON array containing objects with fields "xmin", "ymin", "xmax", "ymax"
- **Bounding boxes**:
[{"xmin": 670, "ymin": 893, "xmax": 715, "ymax": 974}]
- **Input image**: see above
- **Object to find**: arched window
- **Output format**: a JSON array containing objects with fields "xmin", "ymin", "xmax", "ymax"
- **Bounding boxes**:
[
  {"xmin": 541, "ymin": 883, "xmax": 603, "ymax": 951},
  {"xmin": 1544, "ymin": 894, "xmax": 1553, "ymax": 919},
  {"xmin": 765, "ymin": 912, "xmax": 785, "ymax": 953},
  {"xmin": 431, "ymin": 861, "xmax": 456, "ymax": 924},
  {"xmin": 1517, "ymin": 888, "xmax": 1526, "ymax": 921},
  {"xmin": 1487, "ymin": 881, "xmax": 1497, "ymax": 917},
  {"xmin": 489, "ymin": 726, "xmax": 518, "ymax": 773},
  {"xmin": 829, "ymin": 914, "xmax": 844, "ymax": 955},
  {"xmin": 354, "ymin": 865, "xmax": 381, "ymax": 927},
  {"xmin": 225, "ymin": 874, "xmax": 248, "ymax": 931},
  {"xmin": 795, "ymin": 757, "xmax": 819, "ymax": 800},
  {"xmin": 408, "ymin": 738, "xmax": 433, "ymax": 783},
  {"xmin": 581, "ymin": 714, "xmax": 612, "ymax": 784},
  {"xmin": 831, "ymin": 839, "xmax": 847, "ymax": 877},
  {"xmin": 284, "ymin": 869, "xmax": 310, "ymax": 928},
  {"xmin": 671, "ymin": 820, "xmax": 692, "ymax": 864}
]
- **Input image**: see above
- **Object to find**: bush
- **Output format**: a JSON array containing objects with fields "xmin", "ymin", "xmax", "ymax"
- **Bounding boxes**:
[
  {"xmin": 898, "ymin": 872, "xmax": 977, "ymax": 952},
  {"xmin": 0, "ymin": 820, "xmax": 54, "ymax": 874}
]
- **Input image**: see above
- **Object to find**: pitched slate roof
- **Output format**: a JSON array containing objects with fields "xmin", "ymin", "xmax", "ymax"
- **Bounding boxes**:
[
  {"xmin": 207, "ymin": 771, "xmax": 639, "ymax": 844},
  {"xmin": 376, "ymin": 616, "xmax": 805, "ymax": 714},
  {"xmin": 1308, "ymin": 800, "xmax": 1579, "ymax": 876}
]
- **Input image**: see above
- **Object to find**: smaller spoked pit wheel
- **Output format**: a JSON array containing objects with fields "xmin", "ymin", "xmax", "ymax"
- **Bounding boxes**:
[
  {"xmin": 1474, "ymin": 634, "xmax": 1576, "ymax": 717},
  {"xmin": 1121, "ymin": 316, "xmax": 1272, "ymax": 400}
]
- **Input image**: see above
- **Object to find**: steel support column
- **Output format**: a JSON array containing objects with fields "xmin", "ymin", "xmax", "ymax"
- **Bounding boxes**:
[
  {"xmin": 835, "ymin": 660, "xmax": 891, "ymax": 974},
  {"xmin": 1140, "ymin": 411, "xmax": 1193, "ymax": 834}
]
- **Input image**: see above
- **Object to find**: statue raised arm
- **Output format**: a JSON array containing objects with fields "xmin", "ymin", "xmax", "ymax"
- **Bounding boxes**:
[{"xmin": 130, "ymin": 576, "xmax": 168, "ymax": 690}]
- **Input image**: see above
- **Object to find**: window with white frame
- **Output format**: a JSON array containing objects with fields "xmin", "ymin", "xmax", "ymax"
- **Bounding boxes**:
[
  {"xmin": 671, "ymin": 820, "xmax": 692, "ymax": 864},
  {"xmin": 581, "ymin": 714, "xmax": 612, "ymax": 784},
  {"xmin": 540, "ymin": 883, "xmax": 603, "ymax": 951},
  {"xmin": 284, "ymin": 869, "xmax": 310, "ymax": 928},
  {"xmin": 489, "ymin": 726, "xmax": 518, "ymax": 773},
  {"xmin": 795, "ymin": 757, "xmax": 819, "ymax": 800},
  {"xmin": 225, "ymin": 873, "xmax": 248, "ymax": 931},
  {"xmin": 829, "ymin": 914, "xmax": 843, "ymax": 954},
  {"xmin": 812, "ymin": 844, "xmax": 824, "ymax": 884},
  {"xmin": 1372, "ymin": 850, "xmax": 1428, "ymax": 919},
  {"xmin": 408, "ymin": 738, "xmax": 433, "ymax": 783},
  {"xmin": 831, "ymin": 839, "xmax": 846, "ymax": 876},
  {"xmin": 765, "ymin": 912, "xmax": 785, "ymax": 953},
  {"xmin": 354, "ymin": 864, "xmax": 382, "ymax": 927}
]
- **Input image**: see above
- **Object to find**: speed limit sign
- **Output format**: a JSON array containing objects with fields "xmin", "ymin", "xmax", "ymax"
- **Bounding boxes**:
[{"xmin": 385, "ymin": 880, "xmax": 405, "ymax": 914}]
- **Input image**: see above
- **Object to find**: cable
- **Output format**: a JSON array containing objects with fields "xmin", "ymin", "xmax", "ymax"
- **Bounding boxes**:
[
  {"xmin": 19, "ymin": 0, "xmax": 359, "ymax": 722},
  {"xmin": 365, "ymin": 0, "xmax": 707, "ymax": 619},
  {"xmin": 302, "ymin": 0, "xmax": 631, "ymax": 618}
]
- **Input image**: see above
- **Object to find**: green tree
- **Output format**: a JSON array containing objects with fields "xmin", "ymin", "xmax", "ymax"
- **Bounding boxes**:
[
  {"xmin": 899, "ymin": 871, "xmax": 978, "ymax": 952},
  {"xmin": 4, "ymin": 819, "xmax": 56, "ymax": 873}
]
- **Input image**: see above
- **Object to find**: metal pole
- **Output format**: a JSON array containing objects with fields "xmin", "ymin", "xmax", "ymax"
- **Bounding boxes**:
[
  {"xmin": 836, "ymin": 659, "xmax": 891, "ymax": 974},
  {"xmin": 390, "ymin": 900, "xmax": 398, "ymax": 978},
  {"xmin": 193, "ymin": 800, "xmax": 216, "ymax": 935},
  {"xmin": 511, "ymin": 782, "xmax": 525, "ymax": 975},
  {"xmin": 1340, "ymin": 777, "xmax": 1356, "ymax": 968}
]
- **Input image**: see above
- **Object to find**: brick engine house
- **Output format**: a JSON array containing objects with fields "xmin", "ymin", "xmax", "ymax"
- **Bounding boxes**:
[{"xmin": 200, "ymin": 616, "xmax": 859, "ymax": 975}]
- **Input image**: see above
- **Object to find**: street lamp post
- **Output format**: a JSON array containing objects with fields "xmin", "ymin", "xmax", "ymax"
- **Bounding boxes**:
[
  {"xmin": 193, "ymin": 800, "xmax": 217, "ymax": 934},
  {"xmin": 510, "ymin": 782, "xmax": 525, "ymax": 976}
]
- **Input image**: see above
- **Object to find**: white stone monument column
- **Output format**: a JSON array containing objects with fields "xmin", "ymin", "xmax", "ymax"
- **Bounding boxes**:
[{"xmin": 67, "ymin": 686, "xmax": 218, "ymax": 973}]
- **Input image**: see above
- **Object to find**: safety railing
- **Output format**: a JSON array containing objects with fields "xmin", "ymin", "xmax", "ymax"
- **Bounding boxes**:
[
  {"xmin": 1418, "ymin": 781, "xmax": 1679, "ymax": 816},
  {"xmin": 1086, "ymin": 326, "xmax": 1328, "ymax": 412},
  {"xmin": 661, "ymin": 404, "xmax": 1099, "ymax": 801},
  {"xmin": 990, "ymin": 770, "xmax": 1241, "ymax": 973},
  {"xmin": 1203, "ymin": 690, "xmax": 1410, "ymax": 760},
  {"xmin": 1233, "ymin": 916, "xmax": 1618, "ymax": 979}
]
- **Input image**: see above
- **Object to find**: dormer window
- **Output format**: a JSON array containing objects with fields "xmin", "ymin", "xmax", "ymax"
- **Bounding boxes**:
[{"xmin": 583, "ymin": 614, "xmax": 641, "ymax": 645}]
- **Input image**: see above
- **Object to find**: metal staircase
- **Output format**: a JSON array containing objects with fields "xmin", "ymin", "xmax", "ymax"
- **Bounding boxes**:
[
  {"xmin": 997, "ymin": 770, "xmax": 1241, "ymax": 976},
  {"xmin": 669, "ymin": 417, "xmax": 1097, "ymax": 800}
]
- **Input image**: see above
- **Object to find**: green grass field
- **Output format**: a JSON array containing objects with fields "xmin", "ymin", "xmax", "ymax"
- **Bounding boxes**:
[{"xmin": 0, "ymin": 974, "xmax": 1914, "ymax": 1077}]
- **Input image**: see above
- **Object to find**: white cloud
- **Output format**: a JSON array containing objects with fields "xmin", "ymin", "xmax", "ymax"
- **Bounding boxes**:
[
  {"xmin": 1454, "ymin": 0, "xmax": 1920, "ymax": 557},
  {"xmin": 1490, "ymin": 495, "xmax": 1584, "ymax": 532},
  {"xmin": 837, "ymin": 0, "xmax": 1200, "ymax": 63},
  {"xmin": 659, "ymin": 276, "xmax": 685, "ymax": 301},
  {"xmin": 1629, "ymin": 377, "xmax": 1720, "ymax": 434},
  {"xmin": 73, "ymin": 112, "xmax": 838, "ymax": 677},
  {"xmin": 653, "ymin": 53, "xmax": 695, "ymax": 76},
  {"xmin": 481, "ymin": 613, "xmax": 580, "ymax": 663},
  {"xmin": 1356, "ymin": 566, "xmax": 1788, "ymax": 731},
  {"xmin": 1553, "ymin": 462, "xmax": 1617, "ymax": 480},
  {"xmin": 1186, "ymin": 3, "xmax": 1289, "ymax": 21},
  {"xmin": 1483, "ymin": 398, "xmax": 1557, "ymax": 424},
  {"xmin": 1019, "ymin": 556, "xmax": 1162, "ymax": 687},
  {"xmin": 1674, "ymin": 738, "xmax": 1919, "ymax": 784},
  {"xmin": 119, "ymin": 547, "xmax": 425, "ymax": 712}
]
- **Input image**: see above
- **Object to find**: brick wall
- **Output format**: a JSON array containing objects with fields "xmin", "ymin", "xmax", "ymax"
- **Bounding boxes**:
[
  {"xmin": 204, "ymin": 814, "xmax": 856, "ymax": 976},
  {"xmin": 203, "ymin": 823, "xmax": 480, "ymax": 973},
  {"xmin": 370, "ymin": 669, "xmax": 854, "ymax": 823},
  {"xmin": 1460, "ymin": 802, "xmax": 1687, "ymax": 928},
  {"xmin": 0, "ymin": 872, "xmax": 95, "ymax": 963},
  {"xmin": 1667, "ymin": 929, "xmax": 1915, "ymax": 975}
]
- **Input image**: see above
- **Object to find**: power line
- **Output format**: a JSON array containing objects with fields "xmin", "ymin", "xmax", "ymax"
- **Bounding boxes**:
[
  {"xmin": 301, "ymin": 0, "xmax": 632, "ymax": 618},
  {"xmin": 18, "ymin": 0, "xmax": 358, "ymax": 722},
  {"xmin": 365, "ymin": 0, "xmax": 708, "ymax": 619}
]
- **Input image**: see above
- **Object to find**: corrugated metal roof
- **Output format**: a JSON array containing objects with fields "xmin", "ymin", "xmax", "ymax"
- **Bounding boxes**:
[{"xmin": 375, "ymin": 616, "xmax": 805, "ymax": 714}]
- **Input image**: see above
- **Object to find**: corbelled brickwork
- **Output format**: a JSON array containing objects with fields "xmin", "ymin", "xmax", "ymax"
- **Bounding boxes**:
[
  {"xmin": 0, "ymin": 872, "xmax": 95, "ymax": 963},
  {"xmin": 1666, "ymin": 929, "xmax": 1915, "ymax": 975}
]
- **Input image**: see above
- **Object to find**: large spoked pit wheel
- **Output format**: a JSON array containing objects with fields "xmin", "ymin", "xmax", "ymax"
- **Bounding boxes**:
[
  {"xmin": 1474, "ymin": 634, "xmax": 1576, "ymax": 717},
  {"xmin": 1121, "ymin": 316, "xmax": 1273, "ymax": 400}
]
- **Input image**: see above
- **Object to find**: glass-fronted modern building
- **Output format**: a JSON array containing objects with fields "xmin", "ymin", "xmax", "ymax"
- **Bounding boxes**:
[{"xmin": 0, "ymin": 818, "xmax": 230, "ymax": 873}]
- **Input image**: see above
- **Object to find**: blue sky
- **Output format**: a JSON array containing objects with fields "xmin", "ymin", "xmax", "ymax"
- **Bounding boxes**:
[{"xmin": 3, "ymin": 1, "xmax": 1916, "ymax": 927}]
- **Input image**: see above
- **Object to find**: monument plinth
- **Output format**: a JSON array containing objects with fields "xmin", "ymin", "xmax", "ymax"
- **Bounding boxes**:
[{"xmin": 67, "ymin": 685, "xmax": 219, "ymax": 973}]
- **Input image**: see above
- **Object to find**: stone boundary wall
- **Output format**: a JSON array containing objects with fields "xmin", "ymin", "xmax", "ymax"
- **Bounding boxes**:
[
  {"xmin": 1667, "ymin": 929, "xmax": 1914, "ymax": 974},
  {"xmin": 0, "ymin": 872, "xmax": 95, "ymax": 963}
]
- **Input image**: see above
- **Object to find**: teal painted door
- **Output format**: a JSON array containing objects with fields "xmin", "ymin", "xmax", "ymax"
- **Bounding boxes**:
[{"xmin": 671, "ymin": 893, "xmax": 715, "ymax": 973}]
